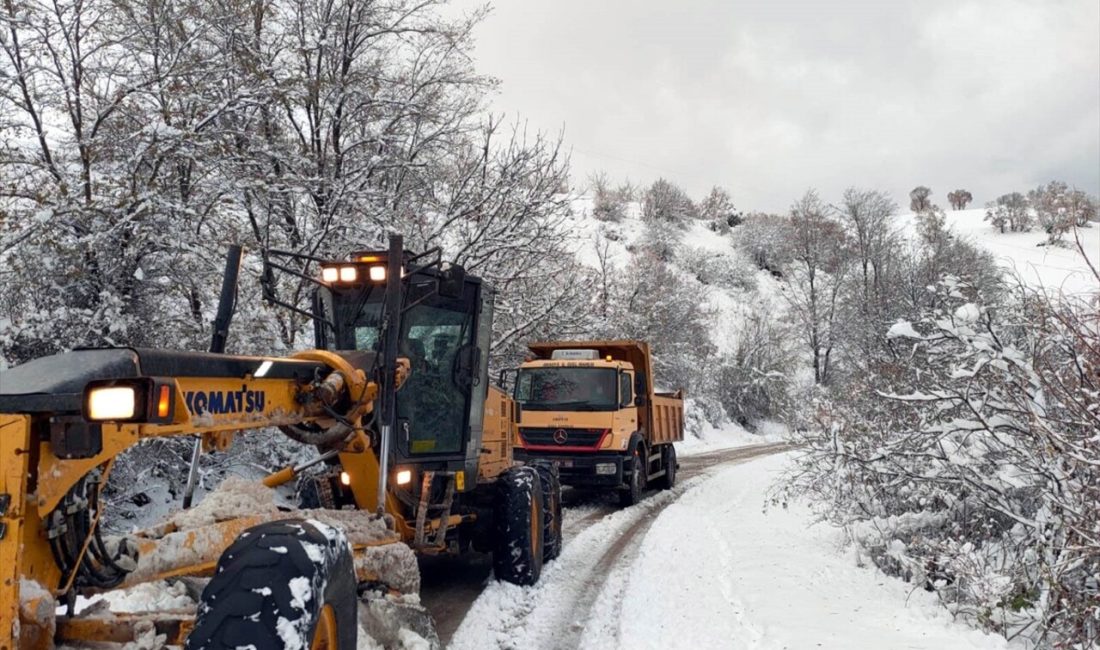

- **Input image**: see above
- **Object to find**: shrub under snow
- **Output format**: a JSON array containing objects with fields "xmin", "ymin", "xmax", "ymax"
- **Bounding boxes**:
[{"xmin": 781, "ymin": 275, "xmax": 1100, "ymax": 648}]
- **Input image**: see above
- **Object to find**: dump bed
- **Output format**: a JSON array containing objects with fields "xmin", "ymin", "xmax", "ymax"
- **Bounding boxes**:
[
  {"xmin": 651, "ymin": 389, "xmax": 685, "ymax": 445},
  {"xmin": 526, "ymin": 340, "xmax": 684, "ymax": 446}
]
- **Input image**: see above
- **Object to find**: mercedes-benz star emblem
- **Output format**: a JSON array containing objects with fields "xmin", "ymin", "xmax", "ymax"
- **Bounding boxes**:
[{"xmin": 553, "ymin": 429, "xmax": 568, "ymax": 444}]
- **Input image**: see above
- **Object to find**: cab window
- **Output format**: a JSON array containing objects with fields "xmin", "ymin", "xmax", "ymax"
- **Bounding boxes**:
[{"xmin": 619, "ymin": 372, "xmax": 633, "ymax": 407}]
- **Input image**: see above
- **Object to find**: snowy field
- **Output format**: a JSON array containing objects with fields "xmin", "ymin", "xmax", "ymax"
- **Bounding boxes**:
[{"xmin": 904, "ymin": 208, "xmax": 1099, "ymax": 294}]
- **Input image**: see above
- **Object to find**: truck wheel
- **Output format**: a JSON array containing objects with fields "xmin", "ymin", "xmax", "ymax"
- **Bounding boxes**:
[
  {"xmin": 619, "ymin": 445, "xmax": 647, "ymax": 507},
  {"xmin": 187, "ymin": 519, "xmax": 357, "ymax": 650},
  {"xmin": 659, "ymin": 445, "xmax": 677, "ymax": 490},
  {"xmin": 532, "ymin": 463, "xmax": 563, "ymax": 561},
  {"xmin": 492, "ymin": 466, "xmax": 545, "ymax": 585}
]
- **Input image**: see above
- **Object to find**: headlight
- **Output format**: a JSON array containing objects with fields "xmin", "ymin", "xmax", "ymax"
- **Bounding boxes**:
[
  {"xmin": 321, "ymin": 267, "xmax": 339, "ymax": 282},
  {"xmin": 369, "ymin": 265, "xmax": 386, "ymax": 282},
  {"xmin": 86, "ymin": 386, "xmax": 137, "ymax": 421},
  {"xmin": 395, "ymin": 469, "xmax": 412, "ymax": 485},
  {"xmin": 595, "ymin": 463, "xmax": 617, "ymax": 475},
  {"xmin": 338, "ymin": 266, "xmax": 358, "ymax": 282},
  {"xmin": 82, "ymin": 378, "xmax": 176, "ymax": 423}
]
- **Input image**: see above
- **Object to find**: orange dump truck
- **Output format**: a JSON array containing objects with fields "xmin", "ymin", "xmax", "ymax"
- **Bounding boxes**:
[{"xmin": 512, "ymin": 340, "xmax": 684, "ymax": 505}]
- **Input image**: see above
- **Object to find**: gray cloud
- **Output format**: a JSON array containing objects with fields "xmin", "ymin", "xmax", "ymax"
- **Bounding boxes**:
[{"xmin": 453, "ymin": 0, "xmax": 1099, "ymax": 212}]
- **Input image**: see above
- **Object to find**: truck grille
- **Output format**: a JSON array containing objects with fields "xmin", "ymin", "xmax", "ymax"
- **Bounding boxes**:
[{"xmin": 520, "ymin": 427, "xmax": 607, "ymax": 449}]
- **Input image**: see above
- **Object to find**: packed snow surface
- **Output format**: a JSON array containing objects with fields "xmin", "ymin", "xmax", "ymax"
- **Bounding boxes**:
[
  {"xmin": 453, "ymin": 453, "xmax": 1013, "ymax": 650},
  {"xmin": 615, "ymin": 454, "xmax": 1012, "ymax": 650}
]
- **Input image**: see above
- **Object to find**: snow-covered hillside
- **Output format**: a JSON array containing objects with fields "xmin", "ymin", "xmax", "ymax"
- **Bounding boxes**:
[{"xmin": 902, "ymin": 208, "xmax": 1099, "ymax": 294}]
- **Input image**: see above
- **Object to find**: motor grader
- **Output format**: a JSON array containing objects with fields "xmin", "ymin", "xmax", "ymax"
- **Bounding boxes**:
[{"xmin": 0, "ymin": 234, "xmax": 562, "ymax": 649}]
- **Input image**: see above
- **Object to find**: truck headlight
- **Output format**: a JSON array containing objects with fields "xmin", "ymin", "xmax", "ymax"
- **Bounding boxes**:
[{"xmin": 595, "ymin": 463, "xmax": 617, "ymax": 475}]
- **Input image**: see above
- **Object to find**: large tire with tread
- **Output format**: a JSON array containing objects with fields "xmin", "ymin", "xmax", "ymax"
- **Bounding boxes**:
[
  {"xmin": 532, "ymin": 462, "xmax": 563, "ymax": 561},
  {"xmin": 658, "ymin": 444, "xmax": 677, "ymax": 490},
  {"xmin": 187, "ymin": 519, "xmax": 357, "ymax": 650},
  {"xmin": 492, "ymin": 466, "xmax": 545, "ymax": 585},
  {"xmin": 619, "ymin": 444, "xmax": 647, "ymax": 507}
]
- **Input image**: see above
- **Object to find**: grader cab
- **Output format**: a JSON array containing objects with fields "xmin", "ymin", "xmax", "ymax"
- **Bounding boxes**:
[{"xmin": 0, "ymin": 234, "xmax": 561, "ymax": 649}]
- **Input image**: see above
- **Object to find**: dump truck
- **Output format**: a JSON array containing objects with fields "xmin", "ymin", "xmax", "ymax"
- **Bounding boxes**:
[
  {"xmin": 511, "ymin": 340, "xmax": 684, "ymax": 506},
  {"xmin": 0, "ymin": 234, "xmax": 561, "ymax": 649}
]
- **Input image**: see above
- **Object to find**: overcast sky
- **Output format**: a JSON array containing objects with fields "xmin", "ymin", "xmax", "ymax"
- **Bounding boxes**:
[{"xmin": 452, "ymin": 0, "xmax": 1100, "ymax": 213}]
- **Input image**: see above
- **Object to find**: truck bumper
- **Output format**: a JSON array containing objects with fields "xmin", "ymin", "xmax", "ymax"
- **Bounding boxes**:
[{"xmin": 515, "ymin": 450, "xmax": 626, "ymax": 488}]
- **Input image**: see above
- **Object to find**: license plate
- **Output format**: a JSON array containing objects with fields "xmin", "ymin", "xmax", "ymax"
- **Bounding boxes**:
[{"xmin": 553, "ymin": 459, "xmax": 573, "ymax": 468}]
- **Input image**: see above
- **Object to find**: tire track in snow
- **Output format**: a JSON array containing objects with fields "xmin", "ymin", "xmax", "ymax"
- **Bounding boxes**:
[{"xmin": 445, "ymin": 443, "xmax": 788, "ymax": 650}]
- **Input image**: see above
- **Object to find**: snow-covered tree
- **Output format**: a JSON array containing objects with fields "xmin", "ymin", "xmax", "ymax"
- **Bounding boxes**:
[
  {"xmin": 984, "ymin": 192, "xmax": 1031, "ymax": 233},
  {"xmin": 642, "ymin": 178, "xmax": 696, "ymax": 224},
  {"xmin": 735, "ymin": 212, "xmax": 792, "ymax": 275},
  {"xmin": 699, "ymin": 185, "xmax": 741, "ymax": 232},
  {"xmin": 784, "ymin": 190, "xmax": 852, "ymax": 385},
  {"xmin": 781, "ymin": 272, "xmax": 1100, "ymax": 648},
  {"xmin": 909, "ymin": 185, "xmax": 933, "ymax": 212},
  {"xmin": 590, "ymin": 171, "xmax": 627, "ymax": 222},
  {"xmin": 947, "ymin": 189, "xmax": 973, "ymax": 210},
  {"xmin": 1064, "ymin": 188, "xmax": 1097, "ymax": 228},
  {"xmin": 1029, "ymin": 181, "xmax": 1076, "ymax": 244}
]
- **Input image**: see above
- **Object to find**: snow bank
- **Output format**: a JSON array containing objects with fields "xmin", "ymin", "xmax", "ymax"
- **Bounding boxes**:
[
  {"xmin": 678, "ymin": 416, "xmax": 787, "ymax": 457},
  {"xmin": 613, "ymin": 454, "xmax": 1014, "ymax": 649}
]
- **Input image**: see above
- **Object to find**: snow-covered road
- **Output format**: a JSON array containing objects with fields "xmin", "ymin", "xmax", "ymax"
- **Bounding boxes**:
[
  {"xmin": 443, "ymin": 444, "xmax": 787, "ymax": 649},
  {"xmin": 445, "ymin": 451, "xmax": 1013, "ymax": 650}
]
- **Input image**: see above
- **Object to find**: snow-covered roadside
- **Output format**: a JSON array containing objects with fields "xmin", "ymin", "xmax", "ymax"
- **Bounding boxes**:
[
  {"xmin": 677, "ymin": 417, "xmax": 787, "ymax": 457},
  {"xmin": 611, "ymin": 453, "xmax": 1014, "ymax": 650}
]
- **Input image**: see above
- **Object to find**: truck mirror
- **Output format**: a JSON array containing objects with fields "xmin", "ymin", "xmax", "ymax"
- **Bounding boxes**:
[
  {"xmin": 439, "ymin": 264, "xmax": 466, "ymax": 298},
  {"xmin": 497, "ymin": 367, "xmax": 518, "ymax": 390},
  {"xmin": 634, "ymin": 395, "xmax": 647, "ymax": 407},
  {"xmin": 513, "ymin": 402, "xmax": 522, "ymax": 423}
]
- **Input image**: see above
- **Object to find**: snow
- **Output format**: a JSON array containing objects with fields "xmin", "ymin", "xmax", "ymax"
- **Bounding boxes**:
[
  {"xmin": 68, "ymin": 580, "xmax": 195, "ymax": 616},
  {"xmin": 616, "ymin": 454, "xmax": 1014, "ymax": 650},
  {"xmin": 887, "ymin": 319, "xmax": 923, "ymax": 339},
  {"xmin": 900, "ymin": 208, "xmax": 1099, "ymax": 294},
  {"xmin": 452, "ymin": 453, "xmax": 1016, "ymax": 649},
  {"xmin": 677, "ymin": 417, "xmax": 786, "ymax": 457}
]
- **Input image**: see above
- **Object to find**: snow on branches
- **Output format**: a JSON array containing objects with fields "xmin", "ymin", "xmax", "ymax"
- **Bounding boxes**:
[{"xmin": 782, "ymin": 274, "xmax": 1099, "ymax": 648}]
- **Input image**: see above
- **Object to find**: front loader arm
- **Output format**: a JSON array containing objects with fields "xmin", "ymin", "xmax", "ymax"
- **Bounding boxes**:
[{"xmin": 0, "ymin": 347, "xmax": 405, "ymax": 649}]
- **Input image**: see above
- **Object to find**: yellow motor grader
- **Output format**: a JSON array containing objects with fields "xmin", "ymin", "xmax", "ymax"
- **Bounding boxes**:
[{"xmin": 0, "ymin": 234, "xmax": 562, "ymax": 649}]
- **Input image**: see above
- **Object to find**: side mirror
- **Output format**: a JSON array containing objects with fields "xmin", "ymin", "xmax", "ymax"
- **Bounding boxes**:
[
  {"xmin": 439, "ymin": 263, "xmax": 466, "ymax": 298},
  {"xmin": 634, "ymin": 395, "xmax": 647, "ymax": 407},
  {"xmin": 513, "ymin": 401, "xmax": 522, "ymax": 423},
  {"xmin": 498, "ymin": 368, "xmax": 518, "ymax": 391}
]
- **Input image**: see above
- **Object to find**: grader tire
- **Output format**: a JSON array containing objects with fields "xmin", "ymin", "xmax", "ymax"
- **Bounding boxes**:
[
  {"xmin": 492, "ymin": 466, "xmax": 546, "ymax": 586},
  {"xmin": 532, "ymin": 462, "xmax": 563, "ymax": 562},
  {"xmin": 186, "ymin": 519, "xmax": 358, "ymax": 650}
]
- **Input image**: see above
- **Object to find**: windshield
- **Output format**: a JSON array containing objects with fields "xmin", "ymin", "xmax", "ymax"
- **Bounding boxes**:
[
  {"xmin": 515, "ymin": 367, "xmax": 618, "ymax": 411},
  {"xmin": 323, "ymin": 285, "xmax": 475, "ymax": 458}
]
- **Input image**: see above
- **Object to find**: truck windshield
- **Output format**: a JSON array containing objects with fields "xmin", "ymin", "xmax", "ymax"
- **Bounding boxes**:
[{"xmin": 515, "ymin": 367, "xmax": 618, "ymax": 411}]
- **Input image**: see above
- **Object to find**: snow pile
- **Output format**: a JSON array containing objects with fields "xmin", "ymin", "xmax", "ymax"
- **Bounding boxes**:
[
  {"xmin": 101, "ymin": 581, "xmax": 194, "ymax": 613},
  {"xmin": 165, "ymin": 476, "xmax": 282, "ymax": 531},
  {"xmin": 612, "ymin": 454, "xmax": 1013, "ymax": 650},
  {"xmin": 677, "ymin": 416, "xmax": 786, "ymax": 457}
]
